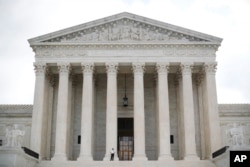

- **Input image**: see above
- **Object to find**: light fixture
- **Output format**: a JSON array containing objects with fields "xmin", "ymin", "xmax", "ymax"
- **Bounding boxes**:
[{"xmin": 123, "ymin": 74, "xmax": 128, "ymax": 107}]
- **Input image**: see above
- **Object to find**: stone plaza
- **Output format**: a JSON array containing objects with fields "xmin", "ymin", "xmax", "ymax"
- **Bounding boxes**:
[{"xmin": 0, "ymin": 12, "xmax": 250, "ymax": 167}]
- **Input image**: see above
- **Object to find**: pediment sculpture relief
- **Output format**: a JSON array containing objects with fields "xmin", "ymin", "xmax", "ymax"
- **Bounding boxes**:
[{"xmin": 44, "ymin": 19, "xmax": 208, "ymax": 43}]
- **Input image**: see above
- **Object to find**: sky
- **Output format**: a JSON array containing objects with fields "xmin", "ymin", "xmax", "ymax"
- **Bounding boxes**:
[{"xmin": 0, "ymin": 0, "xmax": 249, "ymax": 104}]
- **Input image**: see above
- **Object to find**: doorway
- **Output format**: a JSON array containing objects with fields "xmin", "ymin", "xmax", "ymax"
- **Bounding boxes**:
[{"xmin": 118, "ymin": 118, "xmax": 134, "ymax": 160}]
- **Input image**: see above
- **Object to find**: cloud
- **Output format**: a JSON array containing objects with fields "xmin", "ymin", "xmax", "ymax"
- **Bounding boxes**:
[{"xmin": 0, "ymin": 0, "xmax": 249, "ymax": 104}]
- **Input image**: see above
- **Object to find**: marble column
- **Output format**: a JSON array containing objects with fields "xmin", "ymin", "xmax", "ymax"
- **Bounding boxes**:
[
  {"xmin": 176, "ymin": 73, "xmax": 184, "ymax": 160},
  {"xmin": 52, "ymin": 62, "xmax": 71, "ymax": 161},
  {"xmin": 78, "ymin": 63, "xmax": 94, "ymax": 161},
  {"xmin": 156, "ymin": 63, "xmax": 173, "ymax": 160},
  {"xmin": 132, "ymin": 62, "xmax": 148, "ymax": 161},
  {"xmin": 103, "ymin": 63, "xmax": 118, "ymax": 161},
  {"xmin": 196, "ymin": 74, "xmax": 206, "ymax": 160},
  {"xmin": 180, "ymin": 63, "xmax": 199, "ymax": 160},
  {"xmin": 31, "ymin": 62, "xmax": 47, "ymax": 158},
  {"xmin": 203, "ymin": 63, "xmax": 222, "ymax": 157},
  {"xmin": 45, "ymin": 74, "xmax": 55, "ymax": 160},
  {"xmin": 69, "ymin": 75, "xmax": 77, "ymax": 160}
]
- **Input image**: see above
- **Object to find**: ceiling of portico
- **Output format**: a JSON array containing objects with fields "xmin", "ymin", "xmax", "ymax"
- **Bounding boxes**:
[{"xmin": 28, "ymin": 12, "xmax": 222, "ymax": 46}]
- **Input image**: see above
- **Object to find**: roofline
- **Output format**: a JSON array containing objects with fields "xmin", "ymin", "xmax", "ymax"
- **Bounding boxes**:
[{"xmin": 28, "ymin": 12, "xmax": 223, "ymax": 45}]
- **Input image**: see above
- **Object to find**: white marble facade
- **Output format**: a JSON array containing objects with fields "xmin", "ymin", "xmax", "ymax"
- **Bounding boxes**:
[{"xmin": 1, "ymin": 12, "xmax": 249, "ymax": 167}]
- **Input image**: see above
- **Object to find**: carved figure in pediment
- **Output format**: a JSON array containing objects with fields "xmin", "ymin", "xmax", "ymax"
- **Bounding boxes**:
[
  {"xmin": 121, "ymin": 26, "xmax": 131, "ymax": 40},
  {"xmin": 86, "ymin": 33, "xmax": 93, "ymax": 41},
  {"xmin": 110, "ymin": 26, "xmax": 120, "ymax": 41},
  {"xmin": 141, "ymin": 28, "xmax": 150, "ymax": 41},
  {"xmin": 131, "ymin": 27, "xmax": 140, "ymax": 40},
  {"xmin": 43, "ymin": 19, "xmax": 207, "ymax": 43},
  {"xmin": 92, "ymin": 31, "xmax": 99, "ymax": 41},
  {"xmin": 98, "ymin": 28, "xmax": 108, "ymax": 41}
]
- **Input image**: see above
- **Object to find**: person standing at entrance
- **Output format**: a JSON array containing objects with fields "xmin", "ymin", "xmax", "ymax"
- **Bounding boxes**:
[{"xmin": 110, "ymin": 148, "xmax": 115, "ymax": 161}]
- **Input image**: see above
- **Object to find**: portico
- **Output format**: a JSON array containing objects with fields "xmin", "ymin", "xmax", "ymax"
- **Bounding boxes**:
[{"xmin": 28, "ymin": 12, "xmax": 222, "ymax": 166}]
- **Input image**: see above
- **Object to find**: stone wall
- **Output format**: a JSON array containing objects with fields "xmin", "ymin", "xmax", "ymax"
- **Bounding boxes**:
[
  {"xmin": 218, "ymin": 104, "xmax": 250, "ymax": 148},
  {"xmin": 0, "ymin": 105, "xmax": 32, "ymax": 148}
]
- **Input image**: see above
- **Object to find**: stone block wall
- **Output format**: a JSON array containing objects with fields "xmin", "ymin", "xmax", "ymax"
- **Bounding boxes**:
[{"xmin": 219, "ymin": 104, "xmax": 250, "ymax": 148}]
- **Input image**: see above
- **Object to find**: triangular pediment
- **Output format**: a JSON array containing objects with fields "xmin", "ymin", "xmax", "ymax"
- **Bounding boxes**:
[{"xmin": 29, "ymin": 12, "xmax": 222, "ymax": 45}]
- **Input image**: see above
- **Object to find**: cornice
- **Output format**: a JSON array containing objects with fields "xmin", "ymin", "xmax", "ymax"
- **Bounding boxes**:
[
  {"xmin": 30, "ymin": 42, "xmax": 221, "ymax": 47},
  {"xmin": 219, "ymin": 104, "xmax": 250, "ymax": 117},
  {"xmin": 31, "ymin": 43, "xmax": 220, "ymax": 51},
  {"xmin": 0, "ymin": 105, "xmax": 33, "ymax": 117}
]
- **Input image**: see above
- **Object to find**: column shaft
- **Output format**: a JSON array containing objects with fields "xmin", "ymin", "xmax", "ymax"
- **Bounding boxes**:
[
  {"xmin": 52, "ymin": 63, "xmax": 71, "ymax": 161},
  {"xmin": 78, "ymin": 63, "xmax": 94, "ymax": 161},
  {"xmin": 45, "ymin": 75, "xmax": 55, "ymax": 160},
  {"xmin": 132, "ymin": 63, "xmax": 147, "ymax": 161},
  {"xmin": 176, "ymin": 73, "xmax": 184, "ymax": 160},
  {"xmin": 203, "ymin": 63, "xmax": 222, "ymax": 157},
  {"xmin": 180, "ymin": 63, "xmax": 199, "ymax": 160},
  {"xmin": 196, "ymin": 74, "xmax": 206, "ymax": 160},
  {"xmin": 156, "ymin": 63, "xmax": 173, "ymax": 160},
  {"xmin": 104, "ymin": 63, "xmax": 118, "ymax": 160},
  {"xmin": 31, "ymin": 62, "xmax": 47, "ymax": 158}
]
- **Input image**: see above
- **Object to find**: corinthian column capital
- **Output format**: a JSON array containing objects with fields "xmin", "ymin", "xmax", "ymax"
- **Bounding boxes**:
[
  {"xmin": 106, "ymin": 62, "xmax": 118, "ymax": 74},
  {"xmin": 58, "ymin": 62, "xmax": 71, "ymax": 74},
  {"xmin": 34, "ymin": 62, "xmax": 47, "ymax": 76},
  {"xmin": 180, "ymin": 63, "xmax": 193, "ymax": 75},
  {"xmin": 156, "ymin": 62, "xmax": 169, "ymax": 74},
  {"xmin": 81, "ymin": 62, "xmax": 94, "ymax": 74},
  {"xmin": 132, "ymin": 62, "xmax": 145, "ymax": 74},
  {"xmin": 203, "ymin": 62, "xmax": 217, "ymax": 75}
]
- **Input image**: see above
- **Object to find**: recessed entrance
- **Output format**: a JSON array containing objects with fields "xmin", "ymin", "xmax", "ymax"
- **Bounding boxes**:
[{"xmin": 118, "ymin": 118, "xmax": 134, "ymax": 160}]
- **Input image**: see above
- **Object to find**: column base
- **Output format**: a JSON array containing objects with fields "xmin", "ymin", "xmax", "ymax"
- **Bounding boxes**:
[
  {"xmin": 158, "ymin": 154, "xmax": 174, "ymax": 161},
  {"xmin": 51, "ymin": 153, "xmax": 68, "ymax": 161},
  {"xmin": 184, "ymin": 154, "xmax": 200, "ymax": 161},
  {"xmin": 133, "ymin": 154, "xmax": 148, "ymax": 161},
  {"xmin": 77, "ymin": 154, "xmax": 93, "ymax": 161}
]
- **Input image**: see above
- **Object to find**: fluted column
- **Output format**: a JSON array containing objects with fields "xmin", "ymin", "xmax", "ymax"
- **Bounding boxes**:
[
  {"xmin": 180, "ymin": 63, "xmax": 199, "ymax": 160},
  {"xmin": 176, "ymin": 73, "xmax": 184, "ymax": 160},
  {"xmin": 52, "ymin": 62, "xmax": 71, "ymax": 161},
  {"xmin": 132, "ymin": 62, "xmax": 148, "ymax": 161},
  {"xmin": 203, "ymin": 63, "xmax": 222, "ymax": 157},
  {"xmin": 156, "ymin": 63, "xmax": 173, "ymax": 160},
  {"xmin": 46, "ymin": 74, "xmax": 55, "ymax": 160},
  {"xmin": 103, "ymin": 63, "xmax": 118, "ymax": 161},
  {"xmin": 31, "ymin": 62, "xmax": 47, "ymax": 158},
  {"xmin": 78, "ymin": 63, "xmax": 94, "ymax": 161},
  {"xmin": 196, "ymin": 74, "xmax": 206, "ymax": 160}
]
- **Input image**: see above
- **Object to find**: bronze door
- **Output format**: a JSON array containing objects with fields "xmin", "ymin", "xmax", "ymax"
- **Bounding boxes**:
[{"xmin": 118, "ymin": 136, "xmax": 133, "ymax": 160}]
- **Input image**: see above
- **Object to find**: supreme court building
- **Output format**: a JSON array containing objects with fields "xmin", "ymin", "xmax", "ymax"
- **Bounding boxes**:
[{"xmin": 1, "ymin": 12, "xmax": 250, "ymax": 167}]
